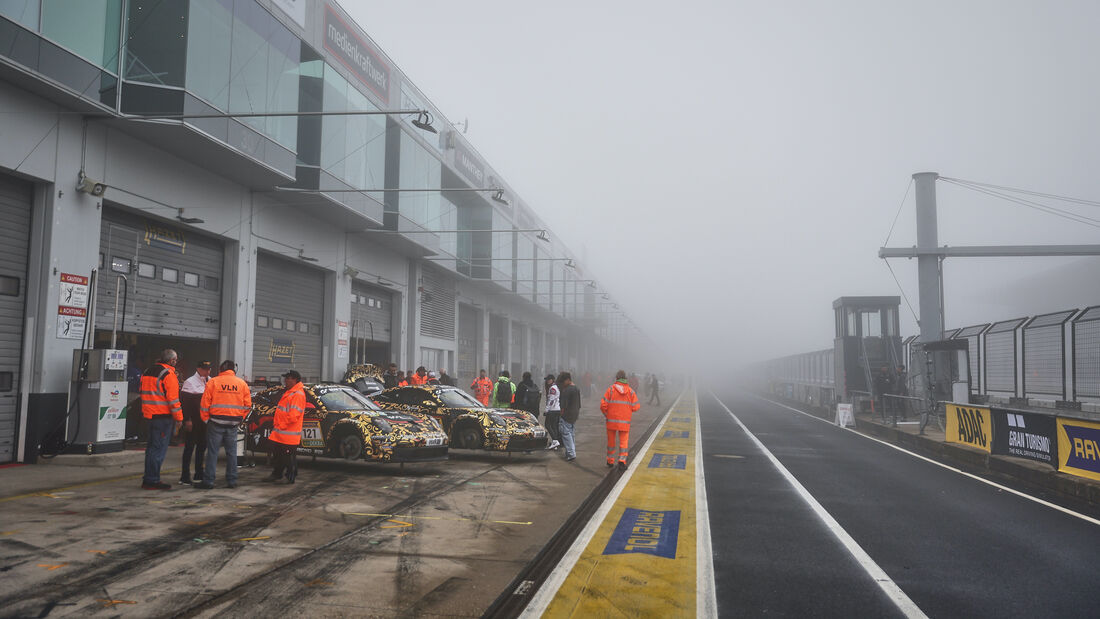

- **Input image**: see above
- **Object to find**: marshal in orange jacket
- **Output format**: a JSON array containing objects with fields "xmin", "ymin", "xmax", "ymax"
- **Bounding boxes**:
[
  {"xmin": 140, "ymin": 363, "xmax": 183, "ymax": 421},
  {"xmin": 200, "ymin": 369, "xmax": 252, "ymax": 424},
  {"xmin": 600, "ymin": 380, "xmax": 640, "ymax": 431},
  {"xmin": 270, "ymin": 381, "xmax": 305, "ymax": 446}
]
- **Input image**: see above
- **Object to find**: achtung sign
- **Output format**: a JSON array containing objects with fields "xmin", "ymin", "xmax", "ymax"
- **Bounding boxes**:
[
  {"xmin": 1056, "ymin": 417, "xmax": 1100, "ymax": 482},
  {"xmin": 946, "ymin": 404, "xmax": 992, "ymax": 453}
]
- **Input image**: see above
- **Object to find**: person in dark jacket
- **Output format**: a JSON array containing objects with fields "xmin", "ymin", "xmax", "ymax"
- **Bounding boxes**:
[
  {"xmin": 438, "ymin": 369, "xmax": 456, "ymax": 387},
  {"xmin": 558, "ymin": 372, "xmax": 581, "ymax": 462},
  {"xmin": 383, "ymin": 363, "xmax": 399, "ymax": 389},
  {"xmin": 515, "ymin": 372, "xmax": 541, "ymax": 416}
]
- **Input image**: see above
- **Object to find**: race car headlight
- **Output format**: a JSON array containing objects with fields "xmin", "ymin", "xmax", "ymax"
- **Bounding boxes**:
[
  {"xmin": 488, "ymin": 412, "xmax": 506, "ymax": 426},
  {"xmin": 373, "ymin": 418, "xmax": 392, "ymax": 433}
]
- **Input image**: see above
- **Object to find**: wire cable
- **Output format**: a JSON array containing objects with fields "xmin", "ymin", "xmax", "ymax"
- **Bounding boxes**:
[
  {"xmin": 883, "ymin": 178, "xmax": 913, "ymax": 247},
  {"xmin": 940, "ymin": 176, "xmax": 1100, "ymax": 208},
  {"xmin": 883, "ymin": 259, "xmax": 921, "ymax": 328},
  {"xmin": 940, "ymin": 178, "xmax": 1100, "ymax": 229}
]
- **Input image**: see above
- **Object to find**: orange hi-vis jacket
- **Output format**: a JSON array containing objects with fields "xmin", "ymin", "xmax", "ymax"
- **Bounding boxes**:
[
  {"xmin": 409, "ymin": 372, "xmax": 428, "ymax": 386},
  {"xmin": 200, "ymin": 369, "xmax": 252, "ymax": 425},
  {"xmin": 471, "ymin": 376, "xmax": 493, "ymax": 405},
  {"xmin": 141, "ymin": 363, "xmax": 183, "ymax": 421},
  {"xmin": 600, "ymin": 380, "xmax": 640, "ymax": 431},
  {"xmin": 270, "ymin": 382, "xmax": 305, "ymax": 446}
]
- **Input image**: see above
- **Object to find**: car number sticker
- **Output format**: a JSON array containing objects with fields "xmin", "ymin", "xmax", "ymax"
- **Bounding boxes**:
[
  {"xmin": 533, "ymin": 429, "xmax": 546, "ymax": 438},
  {"xmin": 302, "ymin": 421, "xmax": 325, "ymax": 448},
  {"xmin": 426, "ymin": 436, "xmax": 444, "ymax": 446}
]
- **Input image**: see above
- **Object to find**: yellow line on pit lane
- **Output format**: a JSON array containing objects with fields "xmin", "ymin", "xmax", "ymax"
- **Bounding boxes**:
[
  {"xmin": 538, "ymin": 392, "xmax": 704, "ymax": 617},
  {"xmin": 344, "ymin": 512, "xmax": 532, "ymax": 526}
]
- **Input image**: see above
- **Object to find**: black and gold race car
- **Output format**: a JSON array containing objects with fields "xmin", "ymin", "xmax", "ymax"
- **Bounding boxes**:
[
  {"xmin": 245, "ymin": 383, "xmax": 448, "ymax": 463},
  {"xmin": 370, "ymin": 385, "xmax": 548, "ymax": 452},
  {"xmin": 342, "ymin": 363, "xmax": 387, "ymax": 396}
]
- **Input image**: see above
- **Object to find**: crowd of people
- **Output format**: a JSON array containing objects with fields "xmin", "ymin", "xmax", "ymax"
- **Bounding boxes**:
[{"xmin": 138, "ymin": 347, "xmax": 669, "ymax": 491}]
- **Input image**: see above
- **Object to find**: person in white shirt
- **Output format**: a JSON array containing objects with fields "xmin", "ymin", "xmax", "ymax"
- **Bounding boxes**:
[
  {"xmin": 544, "ymin": 374, "xmax": 561, "ymax": 451},
  {"xmin": 179, "ymin": 360, "xmax": 211, "ymax": 485}
]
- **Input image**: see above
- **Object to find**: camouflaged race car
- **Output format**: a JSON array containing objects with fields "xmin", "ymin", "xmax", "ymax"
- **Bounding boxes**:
[
  {"xmin": 370, "ymin": 385, "xmax": 548, "ymax": 452},
  {"xmin": 341, "ymin": 363, "xmax": 388, "ymax": 396},
  {"xmin": 245, "ymin": 383, "xmax": 449, "ymax": 463}
]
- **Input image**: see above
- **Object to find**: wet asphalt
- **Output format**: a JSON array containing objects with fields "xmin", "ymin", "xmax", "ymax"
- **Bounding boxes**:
[{"xmin": 700, "ymin": 391, "xmax": 1100, "ymax": 619}]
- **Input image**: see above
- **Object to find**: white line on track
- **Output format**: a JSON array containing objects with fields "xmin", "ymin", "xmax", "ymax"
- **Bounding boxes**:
[
  {"xmin": 695, "ymin": 391, "xmax": 719, "ymax": 618},
  {"xmin": 753, "ymin": 394, "xmax": 1100, "ymax": 528},
  {"xmin": 518, "ymin": 390, "xmax": 684, "ymax": 617},
  {"xmin": 711, "ymin": 394, "xmax": 929, "ymax": 619}
]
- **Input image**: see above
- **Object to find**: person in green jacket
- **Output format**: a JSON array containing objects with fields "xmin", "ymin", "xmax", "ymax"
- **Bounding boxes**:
[{"xmin": 490, "ymin": 370, "xmax": 515, "ymax": 408}]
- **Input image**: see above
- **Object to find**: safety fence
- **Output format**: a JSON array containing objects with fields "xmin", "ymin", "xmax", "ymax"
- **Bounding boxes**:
[{"xmin": 769, "ymin": 305, "xmax": 1100, "ymax": 406}]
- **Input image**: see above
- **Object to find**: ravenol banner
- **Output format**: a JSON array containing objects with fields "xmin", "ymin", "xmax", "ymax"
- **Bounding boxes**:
[
  {"xmin": 946, "ymin": 404, "xmax": 992, "ymax": 453},
  {"xmin": 1056, "ymin": 417, "xmax": 1100, "ymax": 482},
  {"xmin": 991, "ymin": 409, "xmax": 1056, "ymax": 467}
]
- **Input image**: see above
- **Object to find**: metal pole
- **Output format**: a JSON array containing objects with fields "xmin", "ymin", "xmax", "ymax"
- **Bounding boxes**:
[
  {"xmin": 111, "ymin": 275, "xmax": 127, "ymax": 349},
  {"xmin": 914, "ymin": 172, "xmax": 943, "ymax": 344}
]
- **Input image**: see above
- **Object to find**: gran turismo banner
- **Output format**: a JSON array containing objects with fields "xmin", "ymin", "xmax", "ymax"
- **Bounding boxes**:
[
  {"xmin": 1056, "ymin": 417, "xmax": 1100, "ymax": 482},
  {"xmin": 946, "ymin": 404, "xmax": 992, "ymax": 453},
  {"xmin": 990, "ymin": 409, "xmax": 1056, "ymax": 466}
]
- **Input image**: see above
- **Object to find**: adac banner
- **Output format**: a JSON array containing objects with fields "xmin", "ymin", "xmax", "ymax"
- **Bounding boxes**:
[
  {"xmin": 1056, "ymin": 417, "xmax": 1100, "ymax": 482},
  {"xmin": 945, "ymin": 404, "xmax": 992, "ymax": 453},
  {"xmin": 990, "ymin": 409, "xmax": 1056, "ymax": 467}
]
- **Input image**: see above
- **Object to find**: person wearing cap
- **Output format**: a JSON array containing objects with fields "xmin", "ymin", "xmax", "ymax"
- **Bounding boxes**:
[
  {"xmin": 178, "ymin": 360, "xmax": 212, "ymax": 485},
  {"xmin": 543, "ymin": 374, "xmax": 562, "ymax": 451},
  {"xmin": 427, "ymin": 371, "xmax": 440, "ymax": 385},
  {"xmin": 197, "ymin": 360, "xmax": 251, "ymax": 489},
  {"xmin": 265, "ymin": 370, "xmax": 304, "ymax": 484}
]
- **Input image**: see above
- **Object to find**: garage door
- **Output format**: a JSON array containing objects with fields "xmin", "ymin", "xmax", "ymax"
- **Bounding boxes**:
[
  {"xmin": 457, "ymin": 303, "xmax": 479, "ymax": 387},
  {"xmin": 349, "ymin": 280, "xmax": 392, "ymax": 365},
  {"xmin": 253, "ymin": 253, "xmax": 325, "ymax": 383},
  {"xmin": 0, "ymin": 175, "xmax": 31, "ymax": 463},
  {"xmin": 97, "ymin": 208, "xmax": 223, "ymax": 340}
]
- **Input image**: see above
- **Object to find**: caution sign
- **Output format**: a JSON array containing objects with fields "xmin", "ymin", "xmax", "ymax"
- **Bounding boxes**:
[
  {"xmin": 946, "ymin": 404, "xmax": 992, "ymax": 452},
  {"xmin": 1056, "ymin": 417, "xmax": 1100, "ymax": 482},
  {"xmin": 602, "ymin": 508, "xmax": 680, "ymax": 559}
]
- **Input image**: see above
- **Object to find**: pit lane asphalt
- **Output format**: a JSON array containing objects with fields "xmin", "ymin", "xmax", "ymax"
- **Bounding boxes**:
[
  {"xmin": 701, "ymin": 391, "xmax": 1099, "ymax": 618},
  {"xmin": 0, "ymin": 395, "xmax": 670, "ymax": 618}
]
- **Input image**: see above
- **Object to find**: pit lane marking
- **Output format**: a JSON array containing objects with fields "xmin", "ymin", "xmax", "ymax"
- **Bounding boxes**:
[
  {"xmin": 714, "ymin": 396, "xmax": 928, "ymax": 619},
  {"xmin": 345, "ymin": 512, "xmax": 532, "ymax": 526},
  {"xmin": 755, "ymin": 395, "xmax": 1100, "ymax": 528}
]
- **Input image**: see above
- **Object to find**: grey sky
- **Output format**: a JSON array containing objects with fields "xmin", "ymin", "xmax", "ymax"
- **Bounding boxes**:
[{"xmin": 347, "ymin": 0, "xmax": 1100, "ymax": 366}]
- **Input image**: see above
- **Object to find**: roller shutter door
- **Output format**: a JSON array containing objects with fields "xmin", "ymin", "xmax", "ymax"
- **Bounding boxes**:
[
  {"xmin": 0, "ymin": 175, "xmax": 31, "ymax": 463},
  {"xmin": 350, "ymin": 280, "xmax": 392, "ymax": 343},
  {"xmin": 97, "ymin": 208, "xmax": 223, "ymax": 340},
  {"xmin": 349, "ymin": 280, "xmax": 392, "ymax": 365},
  {"xmin": 253, "ymin": 253, "xmax": 325, "ymax": 382},
  {"xmin": 457, "ymin": 304, "xmax": 479, "ymax": 386},
  {"xmin": 419, "ymin": 266, "xmax": 455, "ymax": 339}
]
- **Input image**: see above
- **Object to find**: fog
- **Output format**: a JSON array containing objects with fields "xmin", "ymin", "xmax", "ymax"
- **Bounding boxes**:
[{"xmin": 349, "ymin": 0, "xmax": 1100, "ymax": 373}]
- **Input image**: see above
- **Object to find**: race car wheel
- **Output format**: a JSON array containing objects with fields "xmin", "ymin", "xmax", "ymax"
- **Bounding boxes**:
[
  {"xmin": 457, "ymin": 425, "xmax": 483, "ymax": 450},
  {"xmin": 339, "ymin": 433, "xmax": 364, "ymax": 460}
]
